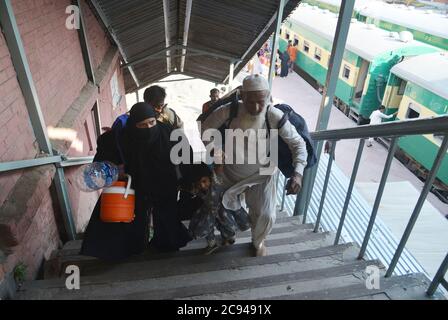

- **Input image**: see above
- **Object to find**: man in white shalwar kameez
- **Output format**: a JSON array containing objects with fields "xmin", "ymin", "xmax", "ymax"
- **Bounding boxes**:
[{"xmin": 200, "ymin": 75, "xmax": 308, "ymax": 256}]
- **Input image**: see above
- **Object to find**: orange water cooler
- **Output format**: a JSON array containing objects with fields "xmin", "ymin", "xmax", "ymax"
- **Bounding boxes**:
[{"xmin": 100, "ymin": 175, "xmax": 135, "ymax": 223}]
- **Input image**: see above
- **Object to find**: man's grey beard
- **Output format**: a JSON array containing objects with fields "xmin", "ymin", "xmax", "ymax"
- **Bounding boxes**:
[{"xmin": 239, "ymin": 103, "xmax": 269, "ymax": 130}]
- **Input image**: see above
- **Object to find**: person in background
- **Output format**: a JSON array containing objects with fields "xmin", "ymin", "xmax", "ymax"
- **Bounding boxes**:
[
  {"xmin": 367, "ymin": 106, "xmax": 398, "ymax": 147},
  {"xmin": 144, "ymin": 85, "xmax": 184, "ymax": 129},
  {"xmin": 278, "ymin": 49, "xmax": 290, "ymax": 78},
  {"xmin": 202, "ymin": 88, "xmax": 221, "ymax": 114},
  {"xmin": 287, "ymin": 40, "xmax": 297, "ymax": 73}
]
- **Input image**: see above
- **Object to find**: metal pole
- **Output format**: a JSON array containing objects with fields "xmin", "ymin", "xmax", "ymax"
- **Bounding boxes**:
[
  {"xmin": 358, "ymin": 137, "xmax": 399, "ymax": 259},
  {"xmin": 386, "ymin": 135, "xmax": 448, "ymax": 277},
  {"xmin": 75, "ymin": 0, "xmax": 96, "ymax": 84},
  {"xmin": 296, "ymin": 140, "xmax": 324, "ymax": 219},
  {"xmin": 180, "ymin": 0, "xmax": 193, "ymax": 73},
  {"xmin": 313, "ymin": 142, "xmax": 336, "ymax": 233},
  {"xmin": 0, "ymin": 0, "xmax": 53, "ymax": 154},
  {"xmin": 54, "ymin": 168, "xmax": 78, "ymax": 240},
  {"xmin": 135, "ymin": 91, "xmax": 140, "ymax": 103},
  {"xmin": 228, "ymin": 62, "xmax": 234, "ymax": 91},
  {"xmin": 426, "ymin": 253, "xmax": 448, "ymax": 297},
  {"xmin": 162, "ymin": 0, "xmax": 172, "ymax": 73},
  {"xmin": 296, "ymin": 0, "xmax": 355, "ymax": 219},
  {"xmin": 268, "ymin": 0, "xmax": 286, "ymax": 90},
  {"xmin": 334, "ymin": 139, "xmax": 365, "ymax": 245},
  {"xmin": 299, "ymin": 167, "xmax": 313, "ymax": 221},
  {"xmin": 0, "ymin": 156, "xmax": 62, "ymax": 173}
]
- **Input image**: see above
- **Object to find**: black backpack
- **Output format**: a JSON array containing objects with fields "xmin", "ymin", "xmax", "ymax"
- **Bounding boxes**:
[
  {"xmin": 266, "ymin": 104, "xmax": 317, "ymax": 177},
  {"xmin": 198, "ymin": 95, "xmax": 317, "ymax": 178}
]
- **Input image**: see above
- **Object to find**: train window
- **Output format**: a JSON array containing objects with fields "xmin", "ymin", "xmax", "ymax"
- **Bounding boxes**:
[
  {"xmin": 406, "ymin": 103, "xmax": 420, "ymax": 119},
  {"xmin": 398, "ymin": 79, "xmax": 407, "ymax": 95},
  {"xmin": 294, "ymin": 37, "xmax": 299, "ymax": 47},
  {"xmin": 314, "ymin": 48, "xmax": 322, "ymax": 61},
  {"xmin": 303, "ymin": 41, "xmax": 310, "ymax": 53},
  {"xmin": 342, "ymin": 65, "xmax": 351, "ymax": 79}
]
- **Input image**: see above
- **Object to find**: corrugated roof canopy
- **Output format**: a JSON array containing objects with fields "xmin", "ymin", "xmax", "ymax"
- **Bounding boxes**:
[{"xmin": 89, "ymin": 0, "xmax": 301, "ymax": 93}]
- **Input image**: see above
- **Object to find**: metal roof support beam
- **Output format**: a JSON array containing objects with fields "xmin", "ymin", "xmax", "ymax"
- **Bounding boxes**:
[
  {"xmin": 90, "ymin": 0, "xmax": 140, "ymax": 88},
  {"xmin": 228, "ymin": 62, "xmax": 235, "ymax": 91},
  {"xmin": 230, "ymin": 0, "xmax": 291, "ymax": 79},
  {"xmin": 294, "ymin": 0, "xmax": 355, "ymax": 217},
  {"xmin": 268, "ymin": 0, "xmax": 286, "ymax": 89},
  {"xmin": 122, "ymin": 45, "xmax": 179, "ymax": 68},
  {"xmin": 74, "ymin": 0, "xmax": 96, "ymax": 84},
  {"xmin": 180, "ymin": 0, "xmax": 193, "ymax": 73},
  {"xmin": 163, "ymin": 0, "xmax": 172, "ymax": 73},
  {"xmin": 0, "ymin": 0, "xmax": 77, "ymax": 240},
  {"xmin": 187, "ymin": 46, "xmax": 241, "ymax": 62},
  {"xmin": 122, "ymin": 45, "xmax": 239, "ymax": 69}
]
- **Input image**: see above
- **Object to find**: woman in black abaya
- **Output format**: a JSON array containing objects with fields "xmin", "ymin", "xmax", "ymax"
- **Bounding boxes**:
[
  {"xmin": 278, "ymin": 49, "xmax": 290, "ymax": 78},
  {"xmin": 80, "ymin": 102, "xmax": 191, "ymax": 261}
]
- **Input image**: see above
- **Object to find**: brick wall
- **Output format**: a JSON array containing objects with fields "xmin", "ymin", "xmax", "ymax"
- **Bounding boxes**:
[
  {"xmin": 0, "ymin": 0, "xmax": 128, "ymax": 296},
  {"xmin": 0, "ymin": 31, "xmax": 39, "ymax": 206}
]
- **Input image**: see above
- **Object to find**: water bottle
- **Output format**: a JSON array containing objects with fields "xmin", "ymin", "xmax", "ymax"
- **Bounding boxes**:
[{"xmin": 75, "ymin": 161, "xmax": 119, "ymax": 192}]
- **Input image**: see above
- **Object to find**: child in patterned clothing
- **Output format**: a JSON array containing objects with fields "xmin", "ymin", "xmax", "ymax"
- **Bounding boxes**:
[{"xmin": 180, "ymin": 163, "xmax": 250, "ymax": 255}]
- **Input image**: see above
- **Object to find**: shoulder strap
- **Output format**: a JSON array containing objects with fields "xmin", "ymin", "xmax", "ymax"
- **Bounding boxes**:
[
  {"xmin": 225, "ymin": 99, "xmax": 239, "ymax": 127},
  {"xmin": 266, "ymin": 104, "xmax": 291, "ymax": 131}
]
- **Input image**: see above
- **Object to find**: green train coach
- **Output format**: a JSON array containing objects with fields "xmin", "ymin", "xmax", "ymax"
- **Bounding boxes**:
[
  {"xmin": 279, "ymin": 4, "xmax": 439, "ymax": 124},
  {"xmin": 301, "ymin": 0, "xmax": 448, "ymax": 51},
  {"xmin": 382, "ymin": 52, "xmax": 448, "ymax": 189}
]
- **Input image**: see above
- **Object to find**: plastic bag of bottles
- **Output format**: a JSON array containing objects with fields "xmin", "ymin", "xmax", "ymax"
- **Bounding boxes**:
[{"xmin": 75, "ymin": 161, "xmax": 119, "ymax": 192}]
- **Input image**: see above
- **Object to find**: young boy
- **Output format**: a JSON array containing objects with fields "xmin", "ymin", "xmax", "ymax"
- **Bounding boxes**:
[
  {"xmin": 179, "ymin": 163, "xmax": 221, "ymax": 254},
  {"xmin": 179, "ymin": 163, "xmax": 250, "ymax": 255}
]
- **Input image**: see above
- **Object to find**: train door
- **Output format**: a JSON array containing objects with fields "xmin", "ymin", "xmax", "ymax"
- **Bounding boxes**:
[{"xmin": 354, "ymin": 59, "xmax": 369, "ymax": 104}]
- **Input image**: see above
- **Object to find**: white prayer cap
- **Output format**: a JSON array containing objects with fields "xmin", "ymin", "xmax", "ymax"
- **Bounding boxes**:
[{"xmin": 242, "ymin": 74, "xmax": 270, "ymax": 92}]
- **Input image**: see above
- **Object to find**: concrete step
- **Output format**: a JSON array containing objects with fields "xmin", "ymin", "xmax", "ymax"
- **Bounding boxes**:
[
  {"xmin": 44, "ymin": 221, "xmax": 316, "ymax": 279},
  {"xmin": 58, "ymin": 217, "xmax": 308, "ymax": 255},
  {"xmin": 59, "ymin": 217, "xmax": 309, "ymax": 255},
  {"xmin": 17, "ymin": 246, "xmax": 373, "ymax": 300},
  {"xmin": 45, "ymin": 230, "xmax": 332, "ymax": 280},
  {"xmin": 264, "ymin": 273, "xmax": 439, "ymax": 300},
  {"xmin": 21, "ymin": 242, "xmax": 357, "ymax": 291}
]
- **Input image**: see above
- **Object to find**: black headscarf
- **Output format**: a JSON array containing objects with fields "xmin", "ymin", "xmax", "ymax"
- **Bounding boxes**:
[
  {"xmin": 123, "ymin": 102, "xmax": 177, "ymax": 202},
  {"xmin": 126, "ymin": 102, "xmax": 160, "ymax": 146}
]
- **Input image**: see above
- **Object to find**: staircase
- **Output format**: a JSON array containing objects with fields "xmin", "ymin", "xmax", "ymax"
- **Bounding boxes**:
[{"xmin": 15, "ymin": 215, "xmax": 441, "ymax": 300}]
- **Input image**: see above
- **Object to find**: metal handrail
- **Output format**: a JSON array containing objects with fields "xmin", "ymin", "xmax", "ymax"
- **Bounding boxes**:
[
  {"xmin": 295, "ymin": 116, "xmax": 448, "ymax": 297},
  {"xmin": 310, "ymin": 115, "xmax": 448, "ymax": 141},
  {"xmin": 0, "ymin": 155, "xmax": 94, "ymax": 173}
]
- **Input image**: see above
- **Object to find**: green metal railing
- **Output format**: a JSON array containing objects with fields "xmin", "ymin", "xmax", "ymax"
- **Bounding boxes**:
[{"xmin": 287, "ymin": 114, "xmax": 448, "ymax": 297}]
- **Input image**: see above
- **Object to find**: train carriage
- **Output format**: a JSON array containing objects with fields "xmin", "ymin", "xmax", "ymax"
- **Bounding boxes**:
[
  {"xmin": 383, "ymin": 52, "xmax": 448, "ymax": 190},
  {"xmin": 301, "ymin": 0, "xmax": 448, "ymax": 51},
  {"xmin": 279, "ymin": 4, "xmax": 439, "ymax": 123}
]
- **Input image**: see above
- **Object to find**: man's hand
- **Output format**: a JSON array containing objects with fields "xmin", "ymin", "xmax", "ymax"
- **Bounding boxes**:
[{"xmin": 286, "ymin": 173, "xmax": 303, "ymax": 195}]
